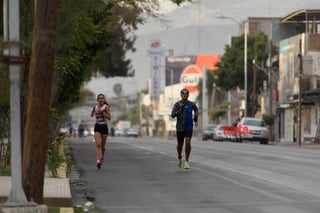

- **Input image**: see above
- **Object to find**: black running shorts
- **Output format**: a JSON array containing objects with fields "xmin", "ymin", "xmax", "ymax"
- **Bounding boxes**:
[
  {"xmin": 176, "ymin": 129, "xmax": 193, "ymax": 144},
  {"xmin": 94, "ymin": 123, "xmax": 108, "ymax": 135}
]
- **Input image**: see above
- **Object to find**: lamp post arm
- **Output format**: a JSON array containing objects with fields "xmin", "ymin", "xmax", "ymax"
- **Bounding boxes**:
[{"xmin": 213, "ymin": 15, "xmax": 241, "ymax": 25}]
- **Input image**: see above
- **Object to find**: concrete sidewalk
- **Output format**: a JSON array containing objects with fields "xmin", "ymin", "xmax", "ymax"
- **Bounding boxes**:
[
  {"xmin": 0, "ymin": 176, "xmax": 72, "ymax": 207},
  {"xmin": 270, "ymin": 141, "xmax": 320, "ymax": 148},
  {"xmin": 0, "ymin": 141, "xmax": 74, "ymax": 212}
]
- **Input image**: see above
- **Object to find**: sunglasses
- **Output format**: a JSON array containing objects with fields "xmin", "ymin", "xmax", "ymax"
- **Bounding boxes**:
[{"xmin": 181, "ymin": 91, "xmax": 189, "ymax": 95}]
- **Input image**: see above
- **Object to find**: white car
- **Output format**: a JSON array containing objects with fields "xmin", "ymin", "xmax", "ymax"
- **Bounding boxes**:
[
  {"xmin": 115, "ymin": 128, "xmax": 126, "ymax": 136},
  {"xmin": 126, "ymin": 128, "xmax": 139, "ymax": 137},
  {"xmin": 202, "ymin": 124, "xmax": 217, "ymax": 140},
  {"xmin": 213, "ymin": 125, "xmax": 228, "ymax": 141},
  {"xmin": 236, "ymin": 117, "xmax": 269, "ymax": 144}
]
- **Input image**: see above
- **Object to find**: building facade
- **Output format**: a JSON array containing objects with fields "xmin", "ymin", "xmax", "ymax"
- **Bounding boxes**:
[{"xmin": 277, "ymin": 9, "xmax": 320, "ymax": 143}]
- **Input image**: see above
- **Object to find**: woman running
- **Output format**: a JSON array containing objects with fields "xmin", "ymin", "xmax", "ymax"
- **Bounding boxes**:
[{"xmin": 90, "ymin": 93, "xmax": 111, "ymax": 169}]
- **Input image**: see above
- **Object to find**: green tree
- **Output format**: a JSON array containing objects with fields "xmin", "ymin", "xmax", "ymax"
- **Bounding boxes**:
[
  {"xmin": 211, "ymin": 102, "xmax": 230, "ymax": 123},
  {"xmin": 215, "ymin": 32, "xmax": 277, "ymax": 117},
  {"xmin": 0, "ymin": 0, "xmax": 196, "ymax": 203},
  {"xmin": 92, "ymin": 2, "xmax": 137, "ymax": 77},
  {"xmin": 0, "ymin": 66, "xmax": 10, "ymax": 172},
  {"xmin": 196, "ymin": 70, "xmax": 216, "ymax": 108}
]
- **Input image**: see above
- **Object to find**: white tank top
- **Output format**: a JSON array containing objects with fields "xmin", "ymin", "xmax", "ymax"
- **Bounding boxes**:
[{"xmin": 94, "ymin": 104, "xmax": 108, "ymax": 125}]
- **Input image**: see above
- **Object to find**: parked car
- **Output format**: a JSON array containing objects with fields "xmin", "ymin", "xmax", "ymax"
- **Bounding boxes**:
[
  {"xmin": 202, "ymin": 124, "xmax": 217, "ymax": 140},
  {"xmin": 115, "ymin": 128, "xmax": 127, "ymax": 136},
  {"xmin": 126, "ymin": 128, "xmax": 140, "ymax": 137},
  {"xmin": 236, "ymin": 117, "xmax": 269, "ymax": 144},
  {"xmin": 59, "ymin": 127, "xmax": 68, "ymax": 135},
  {"xmin": 223, "ymin": 126, "xmax": 237, "ymax": 141},
  {"xmin": 213, "ymin": 124, "xmax": 229, "ymax": 141}
]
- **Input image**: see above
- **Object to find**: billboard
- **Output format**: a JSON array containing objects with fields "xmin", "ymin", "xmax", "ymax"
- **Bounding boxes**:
[
  {"xmin": 165, "ymin": 54, "xmax": 220, "ymax": 93},
  {"xmin": 279, "ymin": 33, "xmax": 312, "ymax": 103}
]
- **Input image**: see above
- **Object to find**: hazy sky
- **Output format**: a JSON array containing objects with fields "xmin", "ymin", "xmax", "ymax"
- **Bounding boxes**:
[{"xmin": 86, "ymin": 0, "xmax": 319, "ymax": 98}]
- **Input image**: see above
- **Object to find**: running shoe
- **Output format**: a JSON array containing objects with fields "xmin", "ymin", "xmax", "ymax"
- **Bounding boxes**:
[
  {"xmin": 183, "ymin": 161, "xmax": 190, "ymax": 169},
  {"xmin": 178, "ymin": 159, "xmax": 183, "ymax": 168},
  {"xmin": 100, "ymin": 156, "xmax": 104, "ymax": 164},
  {"xmin": 96, "ymin": 160, "xmax": 101, "ymax": 169}
]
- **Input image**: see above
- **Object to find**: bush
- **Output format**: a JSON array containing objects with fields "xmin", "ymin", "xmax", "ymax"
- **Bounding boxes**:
[
  {"xmin": 0, "ymin": 165, "xmax": 11, "ymax": 176},
  {"xmin": 263, "ymin": 114, "xmax": 274, "ymax": 126},
  {"xmin": 46, "ymin": 151, "xmax": 64, "ymax": 177}
]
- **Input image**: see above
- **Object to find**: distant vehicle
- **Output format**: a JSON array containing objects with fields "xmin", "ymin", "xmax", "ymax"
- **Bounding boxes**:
[
  {"xmin": 202, "ymin": 124, "xmax": 217, "ymax": 140},
  {"xmin": 115, "ymin": 128, "xmax": 126, "ymax": 136},
  {"xmin": 59, "ymin": 127, "xmax": 68, "ymax": 135},
  {"xmin": 115, "ymin": 120, "xmax": 131, "ymax": 137},
  {"xmin": 90, "ymin": 127, "xmax": 94, "ymax": 136},
  {"xmin": 222, "ymin": 126, "xmax": 237, "ymax": 141},
  {"xmin": 83, "ymin": 129, "xmax": 90, "ymax": 137},
  {"xmin": 213, "ymin": 124, "xmax": 228, "ymax": 141},
  {"xmin": 126, "ymin": 128, "xmax": 140, "ymax": 137},
  {"xmin": 236, "ymin": 117, "xmax": 269, "ymax": 144},
  {"xmin": 117, "ymin": 120, "xmax": 131, "ymax": 129}
]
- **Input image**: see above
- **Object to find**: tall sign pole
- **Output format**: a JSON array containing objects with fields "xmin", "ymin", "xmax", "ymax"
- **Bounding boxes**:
[
  {"xmin": 147, "ymin": 40, "xmax": 163, "ymax": 135},
  {"xmin": 202, "ymin": 65, "xmax": 208, "ymax": 129},
  {"xmin": 4, "ymin": 0, "xmax": 29, "ymax": 205}
]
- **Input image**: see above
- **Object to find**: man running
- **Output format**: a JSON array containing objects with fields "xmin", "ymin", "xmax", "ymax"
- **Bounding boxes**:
[{"xmin": 171, "ymin": 88, "xmax": 198, "ymax": 169}]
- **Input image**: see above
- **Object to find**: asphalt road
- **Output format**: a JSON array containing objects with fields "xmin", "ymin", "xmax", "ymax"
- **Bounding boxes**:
[{"xmin": 67, "ymin": 136, "xmax": 320, "ymax": 213}]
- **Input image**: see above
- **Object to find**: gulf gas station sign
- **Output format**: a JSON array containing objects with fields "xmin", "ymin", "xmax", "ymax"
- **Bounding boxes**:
[
  {"xmin": 180, "ymin": 65, "xmax": 202, "ymax": 93},
  {"xmin": 165, "ymin": 54, "xmax": 220, "ymax": 93}
]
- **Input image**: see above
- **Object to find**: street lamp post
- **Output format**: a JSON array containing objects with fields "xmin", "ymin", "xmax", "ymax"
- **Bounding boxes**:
[
  {"xmin": 4, "ymin": 0, "xmax": 29, "ymax": 205},
  {"xmin": 244, "ymin": 24, "xmax": 248, "ymax": 117}
]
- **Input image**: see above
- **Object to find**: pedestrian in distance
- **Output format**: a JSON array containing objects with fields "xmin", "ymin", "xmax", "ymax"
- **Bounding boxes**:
[
  {"xmin": 68, "ymin": 123, "xmax": 73, "ymax": 137},
  {"xmin": 78, "ymin": 121, "xmax": 85, "ymax": 137},
  {"xmin": 90, "ymin": 93, "xmax": 111, "ymax": 169},
  {"xmin": 171, "ymin": 88, "xmax": 198, "ymax": 169}
]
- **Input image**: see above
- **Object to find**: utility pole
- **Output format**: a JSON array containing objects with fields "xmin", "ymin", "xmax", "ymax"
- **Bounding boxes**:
[
  {"xmin": 252, "ymin": 55, "xmax": 257, "ymax": 116},
  {"xmin": 267, "ymin": 38, "xmax": 274, "ymax": 141},
  {"xmin": 227, "ymin": 91, "xmax": 231, "ymax": 125},
  {"xmin": 297, "ymin": 39, "xmax": 303, "ymax": 146},
  {"xmin": 267, "ymin": 40, "xmax": 272, "ymax": 115}
]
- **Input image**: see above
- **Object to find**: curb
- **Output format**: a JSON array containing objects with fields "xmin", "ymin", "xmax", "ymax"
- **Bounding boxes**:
[{"xmin": 58, "ymin": 141, "xmax": 74, "ymax": 213}]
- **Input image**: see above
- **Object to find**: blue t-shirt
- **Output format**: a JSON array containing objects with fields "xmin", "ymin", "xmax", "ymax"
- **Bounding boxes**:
[{"xmin": 171, "ymin": 100, "xmax": 198, "ymax": 131}]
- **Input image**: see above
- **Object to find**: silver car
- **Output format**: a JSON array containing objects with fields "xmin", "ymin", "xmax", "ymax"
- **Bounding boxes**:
[
  {"xmin": 236, "ymin": 117, "xmax": 269, "ymax": 144},
  {"xmin": 202, "ymin": 124, "xmax": 217, "ymax": 140},
  {"xmin": 213, "ymin": 124, "xmax": 228, "ymax": 141},
  {"xmin": 126, "ymin": 128, "xmax": 140, "ymax": 137}
]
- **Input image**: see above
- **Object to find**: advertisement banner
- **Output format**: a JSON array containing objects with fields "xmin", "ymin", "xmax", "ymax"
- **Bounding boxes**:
[{"xmin": 165, "ymin": 54, "xmax": 220, "ymax": 93}]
